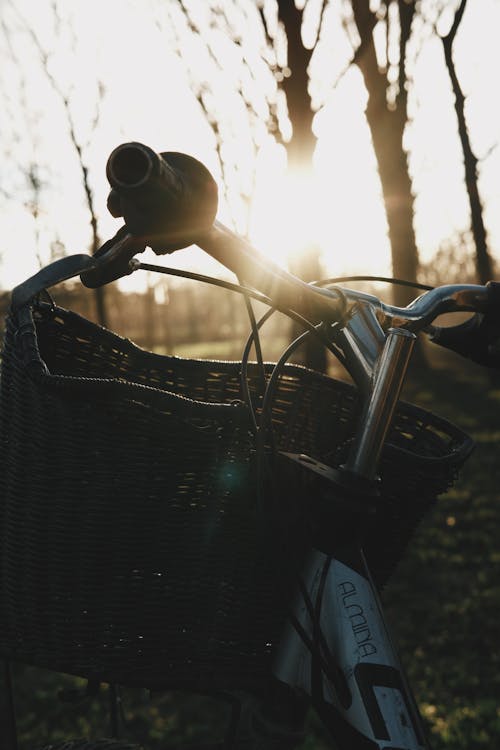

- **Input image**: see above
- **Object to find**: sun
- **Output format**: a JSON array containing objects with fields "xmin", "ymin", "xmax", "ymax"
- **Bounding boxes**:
[
  {"xmin": 247, "ymin": 145, "xmax": 390, "ymax": 281},
  {"xmin": 245, "ymin": 67, "xmax": 392, "ymax": 280},
  {"xmin": 248, "ymin": 158, "xmax": 321, "ymax": 268}
]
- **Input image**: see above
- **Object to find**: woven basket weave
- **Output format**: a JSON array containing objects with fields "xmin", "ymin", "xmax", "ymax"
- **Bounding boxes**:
[{"xmin": 0, "ymin": 302, "xmax": 472, "ymax": 692}]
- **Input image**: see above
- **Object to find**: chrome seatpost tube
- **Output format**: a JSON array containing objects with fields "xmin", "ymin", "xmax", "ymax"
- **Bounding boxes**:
[{"xmin": 346, "ymin": 328, "xmax": 416, "ymax": 480}]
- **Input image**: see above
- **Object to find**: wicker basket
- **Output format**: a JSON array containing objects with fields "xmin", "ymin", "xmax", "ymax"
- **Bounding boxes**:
[{"xmin": 0, "ymin": 301, "xmax": 473, "ymax": 692}]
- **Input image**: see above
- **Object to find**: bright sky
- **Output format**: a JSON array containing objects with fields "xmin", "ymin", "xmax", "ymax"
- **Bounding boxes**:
[{"xmin": 1, "ymin": 0, "xmax": 500, "ymax": 291}]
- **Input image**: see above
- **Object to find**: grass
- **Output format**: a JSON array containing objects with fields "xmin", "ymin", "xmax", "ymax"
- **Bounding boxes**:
[{"xmin": 153, "ymin": 335, "xmax": 292, "ymax": 362}]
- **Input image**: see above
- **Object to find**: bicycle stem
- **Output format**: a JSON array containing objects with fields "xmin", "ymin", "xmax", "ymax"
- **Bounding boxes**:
[{"xmin": 345, "ymin": 328, "xmax": 416, "ymax": 480}]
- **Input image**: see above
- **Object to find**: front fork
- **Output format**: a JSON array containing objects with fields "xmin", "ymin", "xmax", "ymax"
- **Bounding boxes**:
[{"xmin": 274, "ymin": 328, "xmax": 432, "ymax": 749}]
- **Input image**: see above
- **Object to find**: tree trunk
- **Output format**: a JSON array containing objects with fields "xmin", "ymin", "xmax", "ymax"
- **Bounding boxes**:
[
  {"xmin": 364, "ymin": 83, "xmax": 418, "ymax": 303},
  {"xmin": 351, "ymin": 0, "xmax": 419, "ymax": 308},
  {"xmin": 277, "ymin": 1, "xmax": 315, "ymax": 168},
  {"xmin": 277, "ymin": 1, "xmax": 327, "ymax": 372}
]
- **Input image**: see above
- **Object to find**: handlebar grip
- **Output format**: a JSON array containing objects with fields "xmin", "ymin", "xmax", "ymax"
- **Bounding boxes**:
[
  {"xmin": 106, "ymin": 142, "xmax": 183, "ymax": 221},
  {"xmin": 80, "ymin": 227, "xmax": 145, "ymax": 289},
  {"xmin": 106, "ymin": 143, "xmax": 218, "ymax": 247},
  {"xmin": 81, "ymin": 143, "xmax": 218, "ymax": 288},
  {"xmin": 429, "ymin": 281, "xmax": 500, "ymax": 367}
]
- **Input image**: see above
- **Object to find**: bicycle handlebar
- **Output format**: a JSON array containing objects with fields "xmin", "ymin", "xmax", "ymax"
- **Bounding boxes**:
[
  {"xmin": 82, "ymin": 142, "xmax": 346, "ymax": 323},
  {"xmin": 196, "ymin": 221, "xmax": 346, "ymax": 324},
  {"xmin": 338, "ymin": 283, "xmax": 493, "ymax": 329},
  {"xmin": 13, "ymin": 141, "xmax": 500, "ymax": 368}
]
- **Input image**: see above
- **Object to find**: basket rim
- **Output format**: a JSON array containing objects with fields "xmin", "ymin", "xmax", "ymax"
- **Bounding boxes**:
[{"xmin": 7, "ymin": 299, "xmax": 475, "ymax": 467}]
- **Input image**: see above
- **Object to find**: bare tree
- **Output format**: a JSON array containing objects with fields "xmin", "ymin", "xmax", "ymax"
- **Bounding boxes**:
[
  {"xmin": 164, "ymin": 3, "xmax": 425, "ymax": 307},
  {"xmin": 0, "ymin": 15, "xmax": 48, "ymax": 271},
  {"xmin": 3, "ymin": 1, "xmax": 108, "ymax": 324},
  {"xmin": 264, "ymin": 1, "xmax": 330, "ymax": 370},
  {"xmin": 346, "ymin": 0, "xmax": 419, "ymax": 306},
  {"xmin": 164, "ymin": 2, "xmax": 336, "ymax": 369},
  {"xmin": 159, "ymin": 1, "xmax": 282, "ymax": 232},
  {"xmin": 272, "ymin": 0, "xmax": 320, "ymax": 171},
  {"xmin": 439, "ymin": 0, "xmax": 494, "ymax": 283}
]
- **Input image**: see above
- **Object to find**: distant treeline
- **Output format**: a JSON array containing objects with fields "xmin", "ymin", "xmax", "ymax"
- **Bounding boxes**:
[
  {"xmin": 0, "ymin": 278, "xmax": 291, "ymax": 362},
  {"xmin": 1, "ymin": 244, "xmax": 495, "ymax": 365}
]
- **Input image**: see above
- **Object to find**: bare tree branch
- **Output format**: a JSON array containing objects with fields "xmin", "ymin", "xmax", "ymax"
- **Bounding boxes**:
[
  {"xmin": 442, "ymin": 0, "xmax": 467, "ymax": 45},
  {"xmin": 1, "ymin": 12, "xmax": 46, "ymax": 266},
  {"xmin": 398, "ymin": 0, "xmax": 414, "ymax": 105},
  {"xmin": 316, "ymin": 0, "xmax": 330, "ymax": 45},
  {"xmin": 12, "ymin": 4, "xmax": 104, "ymax": 255},
  {"xmin": 257, "ymin": 1, "xmax": 275, "ymax": 48},
  {"xmin": 9, "ymin": 1, "xmax": 108, "ymax": 321}
]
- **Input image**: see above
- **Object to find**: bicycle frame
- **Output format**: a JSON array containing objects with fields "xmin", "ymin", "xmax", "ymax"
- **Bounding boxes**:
[
  {"xmin": 274, "ymin": 322, "xmax": 429, "ymax": 749},
  {"xmin": 275, "ymin": 549, "xmax": 427, "ymax": 749}
]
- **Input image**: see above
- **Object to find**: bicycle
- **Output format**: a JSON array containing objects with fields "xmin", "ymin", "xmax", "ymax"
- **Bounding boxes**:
[{"xmin": 0, "ymin": 141, "xmax": 498, "ymax": 750}]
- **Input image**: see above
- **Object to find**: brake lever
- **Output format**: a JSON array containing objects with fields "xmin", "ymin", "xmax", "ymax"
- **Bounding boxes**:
[
  {"xmin": 11, "ymin": 225, "xmax": 145, "ymax": 308},
  {"xmin": 427, "ymin": 281, "xmax": 500, "ymax": 367},
  {"xmin": 80, "ymin": 226, "xmax": 146, "ymax": 289}
]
